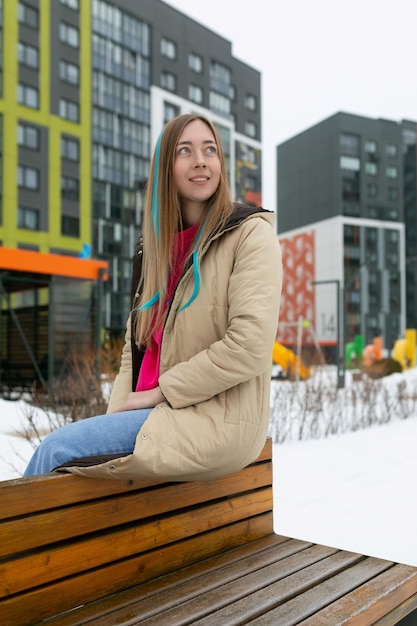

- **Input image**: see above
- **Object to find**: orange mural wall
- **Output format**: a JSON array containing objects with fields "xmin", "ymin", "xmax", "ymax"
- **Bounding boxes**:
[{"xmin": 277, "ymin": 231, "xmax": 315, "ymax": 346}]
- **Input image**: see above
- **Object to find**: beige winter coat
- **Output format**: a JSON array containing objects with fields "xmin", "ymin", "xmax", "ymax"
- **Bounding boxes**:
[{"xmin": 66, "ymin": 207, "xmax": 282, "ymax": 481}]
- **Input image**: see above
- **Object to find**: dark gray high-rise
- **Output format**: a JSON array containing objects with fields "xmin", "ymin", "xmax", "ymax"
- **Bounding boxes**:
[{"xmin": 277, "ymin": 111, "xmax": 417, "ymax": 346}]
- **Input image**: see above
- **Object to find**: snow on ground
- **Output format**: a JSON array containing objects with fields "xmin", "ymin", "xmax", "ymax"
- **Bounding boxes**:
[
  {"xmin": 1, "ymin": 370, "xmax": 417, "ymax": 567},
  {"xmin": 0, "ymin": 398, "xmax": 46, "ymax": 480},
  {"xmin": 273, "ymin": 415, "xmax": 417, "ymax": 567}
]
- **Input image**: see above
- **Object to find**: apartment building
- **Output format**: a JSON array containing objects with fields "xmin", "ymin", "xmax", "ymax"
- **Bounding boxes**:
[
  {"xmin": 277, "ymin": 112, "xmax": 417, "ymax": 352},
  {"xmin": 0, "ymin": 0, "xmax": 262, "ymax": 334}
]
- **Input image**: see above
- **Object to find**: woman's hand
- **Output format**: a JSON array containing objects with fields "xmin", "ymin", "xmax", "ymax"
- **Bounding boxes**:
[{"xmin": 115, "ymin": 387, "xmax": 166, "ymax": 412}]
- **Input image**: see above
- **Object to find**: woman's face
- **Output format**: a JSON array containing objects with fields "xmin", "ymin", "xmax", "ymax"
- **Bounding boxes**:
[{"xmin": 173, "ymin": 119, "xmax": 221, "ymax": 212}]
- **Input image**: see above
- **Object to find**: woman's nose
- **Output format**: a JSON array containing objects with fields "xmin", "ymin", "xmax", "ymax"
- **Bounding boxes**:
[{"xmin": 194, "ymin": 151, "xmax": 206, "ymax": 167}]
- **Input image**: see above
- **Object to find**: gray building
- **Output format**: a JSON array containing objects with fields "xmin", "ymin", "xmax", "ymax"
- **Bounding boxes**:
[{"xmin": 277, "ymin": 111, "xmax": 417, "ymax": 349}]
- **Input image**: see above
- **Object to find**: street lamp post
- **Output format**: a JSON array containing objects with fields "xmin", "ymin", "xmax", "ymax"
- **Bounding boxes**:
[{"xmin": 311, "ymin": 279, "xmax": 345, "ymax": 389}]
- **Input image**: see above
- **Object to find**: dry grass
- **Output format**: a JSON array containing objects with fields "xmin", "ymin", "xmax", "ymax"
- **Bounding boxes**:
[
  {"xmin": 20, "ymin": 340, "xmax": 122, "ymax": 448},
  {"xmin": 269, "ymin": 367, "xmax": 417, "ymax": 443}
]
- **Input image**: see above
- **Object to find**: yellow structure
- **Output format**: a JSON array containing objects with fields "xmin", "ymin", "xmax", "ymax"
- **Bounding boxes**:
[
  {"xmin": 272, "ymin": 341, "xmax": 311, "ymax": 380},
  {"xmin": 392, "ymin": 329, "xmax": 416, "ymax": 370}
]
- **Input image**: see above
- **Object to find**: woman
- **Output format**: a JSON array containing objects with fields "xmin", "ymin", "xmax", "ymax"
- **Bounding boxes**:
[{"xmin": 24, "ymin": 113, "xmax": 282, "ymax": 480}]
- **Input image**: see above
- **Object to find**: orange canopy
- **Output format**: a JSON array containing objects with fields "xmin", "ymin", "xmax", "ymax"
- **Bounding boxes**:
[{"xmin": 0, "ymin": 247, "xmax": 108, "ymax": 281}]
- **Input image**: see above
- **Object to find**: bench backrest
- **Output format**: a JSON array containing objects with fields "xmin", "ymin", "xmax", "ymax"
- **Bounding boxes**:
[{"xmin": 0, "ymin": 438, "xmax": 273, "ymax": 626}]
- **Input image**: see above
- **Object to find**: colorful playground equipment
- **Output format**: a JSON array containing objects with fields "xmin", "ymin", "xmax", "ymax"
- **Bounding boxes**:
[
  {"xmin": 272, "ymin": 341, "xmax": 311, "ymax": 380},
  {"xmin": 345, "ymin": 335, "xmax": 365, "ymax": 368},
  {"xmin": 363, "ymin": 336, "xmax": 383, "ymax": 368},
  {"xmin": 392, "ymin": 329, "xmax": 416, "ymax": 370},
  {"xmin": 345, "ymin": 329, "xmax": 416, "ymax": 371}
]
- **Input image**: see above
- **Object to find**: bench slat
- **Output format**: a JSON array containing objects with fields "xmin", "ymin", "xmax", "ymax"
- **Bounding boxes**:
[
  {"xmin": 135, "ymin": 548, "xmax": 364, "ymax": 626},
  {"xmin": 1, "ymin": 516, "xmax": 274, "ymax": 626},
  {"xmin": 0, "ymin": 438, "xmax": 273, "ymax": 518},
  {"xmin": 373, "ymin": 594, "xmax": 417, "ymax": 626},
  {"xmin": 1, "ymin": 487, "xmax": 272, "ymax": 597},
  {"xmin": 244, "ymin": 557, "xmax": 393, "ymax": 625},
  {"xmin": 0, "ymin": 462, "xmax": 272, "ymax": 556},
  {"xmin": 63, "ymin": 541, "xmax": 339, "ymax": 626},
  {"xmin": 29, "ymin": 534, "xmax": 293, "ymax": 626},
  {"xmin": 298, "ymin": 562, "xmax": 417, "ymax": 626}
]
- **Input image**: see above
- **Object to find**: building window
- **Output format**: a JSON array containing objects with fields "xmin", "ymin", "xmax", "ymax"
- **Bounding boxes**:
[
  {"xmin": 245, "ymin": 174, "xmax": 257, "ymax": 190},
  {"xmin": 385, "ymin": 207, "xmax": 399, "ymax": 221},
  {"xmin": 209, "ymin": 91, "xmax": 230, "ymax": 116},
  {"xmin": 387, "ymin": 229, "xmax": 399, "ymax": 243},
  {"xmin": 387, "ymin": 251, "xmax": 398, "ymax": 266},
  {"xmin": 61, "ymin": 215, "xmax": 80, "ymax": 237},
  {"xmin": 342, "ymin": 171, "xmax": 360, "ymax": 202},
  {"xmin": 244, "ymin": 121, "xmax": 257, "ymax": 138},
  {"xmin": 18, "ymin": 206, "xmax": 40, "ymax": 230},
  {"xmin": 59, "ymin": 22, "xmax": 79, "ymax": 48},
  {"xmin": 92, "ymin": 71, "xmax": 150, "ymax": 120},
  {"xmin": 61, "ymin": 176, "xmax": 79, "ymax": 200},
  {"xmin": 365, "ymin": 140, "xmax": 377, "ymax": 153},
  {"xmin": 17, "ymin": 84, "xmax": 39, "ymax": 108},
  {"xmin": 367, "ymin": 183, "xmax": 378, "ymax": 198},
  {"xmin": 343, "ymin": 202, "xmax": 360, "ymax": 217},
  {"xmin": 161, "ymin": 37, "xmax": 176, "ymax": 60},
  {"xmin": 59, "ymin": 60, "xmax": 79, "ymax": 85},
  {"xmin": 18, "ymin": 42, "xmax": 39, "ymax": 68},
  {"xmin": 161, "ymin": 71, "xmax": 176, "ymax": 92},
  {"xmin": 365, "ymin": 161, "xmax": 378, "ymax": 176},
  {"xmin": 366, "ymin": 205, "xmax": 382, "ymax": 219},
  {"xmin": 188, "ymin": 52, "xmax": 203, "ymax": 73},
  {"xmin": 386, "ymin": 165, "xmax": 398, "ymax": 179},
  {"xmin": 164, "ymin": 102, "xmax": 180, "ymax": 124},
  {"xmin": 17, "ymin": 123, "xmax": 39, "ymax": 149},
  {"xmin": 385, "ymin": 143, "xmax": 398, "ymax": 158},
  {"xmin": 244, "ymin": 94, "xmax": 257, "ymax": 112},
  {"xmin": 340, "ymin": 133, "xmax": 360, "ymax": 157},
  {"xmin": 18, "ymin": 165, "xmax": 39, "ymax": 189},
  {"xmin": 388, "ymin": 186, "xmax": 399, "ymax": 201},
  {"xmin": 61, "ymin": 136, "xmax": 79, "ymax": 161},
  {"xmin": 245, "ymin": 147, "xmax": 257, "ymax": 165},
  {"xmin": 60, "ymin": 0, "xmax": 79, "ymax": 8},
  {"xmin": 18, "ymin": 2, "xmax": 38, "ymax": 28},
  {"xmin": 210, "ymin": 61, "xmax": 231, "ymax": 97},
  {"xmin": 340, "ymin": 155, "xmax": 360, "ymax": 171},
  {"xmin": 59, "ymin": 98, "xmax": 79, "ymax": 122},
  {"xmin": 188, "ymin": 83, "xmax": 203, "ymax": 104}
]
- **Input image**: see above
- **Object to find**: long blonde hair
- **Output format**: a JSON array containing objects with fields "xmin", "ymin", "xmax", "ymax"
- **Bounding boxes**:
[{"xmin": 135, "ymin": 113, "xmax": 234, "ymax": 347}]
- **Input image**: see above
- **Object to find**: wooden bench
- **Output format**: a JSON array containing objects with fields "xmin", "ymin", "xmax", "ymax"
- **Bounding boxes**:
[{"xmin": 1, "ymin": 438, "xmax": 417, "ymax": 626}]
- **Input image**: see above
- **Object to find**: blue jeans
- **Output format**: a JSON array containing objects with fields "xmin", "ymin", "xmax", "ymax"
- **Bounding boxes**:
[{"xmin": 23, "ymin": 408, "xmax": 152, "ymax": 477}]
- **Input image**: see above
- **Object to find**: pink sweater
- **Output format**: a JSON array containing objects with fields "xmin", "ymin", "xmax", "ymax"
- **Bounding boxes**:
[{"xmin": 136, "ymin": 223, "xmax": 199, "ymax": 392}]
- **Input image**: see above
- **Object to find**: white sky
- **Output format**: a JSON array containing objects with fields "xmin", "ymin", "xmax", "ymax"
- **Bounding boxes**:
[{"xmin": 165, "ymin": 0, "xmax": 417, "ymax": 212}]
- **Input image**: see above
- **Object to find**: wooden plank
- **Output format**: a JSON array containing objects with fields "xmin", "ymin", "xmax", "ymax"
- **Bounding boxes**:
[
  {"xmin": 298, "ymin": 563, "xmax": 417, "ymax": 626},
  {"xmin": 36, "ymin": 534, "xmax": 297, "ymax": 626},
  {"xmin": 0, "ymin": 516, "xmax": 274, "ymax": 626},
  {"xmin": 1, "ymin": 487, "xmax": 272, "ymax": 597},
  {"xmin": 184, "ymin": 551, "xmax": 368, "ymax": 626},
  {"xmin": 0, "ymin": 438, "xmax": 272, "ymax": 518},
  {"xmin": 246, "ymin": 556, "xmax": 394, "ymax": 625},
  {"xmin": 0, "ymin": 462, "xmax": 272, "ymax": 556},
  {"xmin": 373, "ymin": 595, "xmax": 417, "ymax": 626},
  {"xmin": 97, "ymin": 544, "xmax": 347, "ymax": 626},
  {"xmin": 0, "ymin": 473, "xmax": 153, "ymax": 519}
]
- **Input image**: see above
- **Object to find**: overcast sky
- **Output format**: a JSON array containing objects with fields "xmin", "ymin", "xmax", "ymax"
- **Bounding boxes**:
[{"xmin": 165, "ymin": 0, "xmax": 417, "ymax": 214}]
